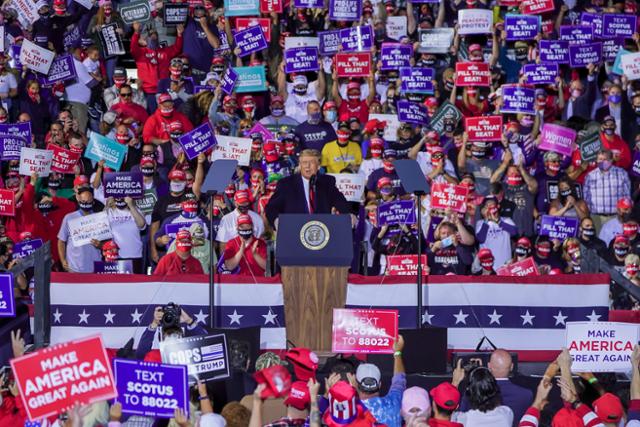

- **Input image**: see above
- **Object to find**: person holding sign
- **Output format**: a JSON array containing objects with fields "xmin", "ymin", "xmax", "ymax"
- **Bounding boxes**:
[
  {"xmin": 142, "ymin": 93, "xmax": 194, "ymax": 144},
  {"xmin": 57, "ymin": 187, "xmax": 103, "ymax": 272},
  {"xmin": 105, "ymin": 196, "xmax": 146, "ymax": 273}
]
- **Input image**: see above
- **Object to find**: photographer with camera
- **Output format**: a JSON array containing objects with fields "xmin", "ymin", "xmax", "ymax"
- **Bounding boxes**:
[{"xmin": 135, "ymin": 302, "xmax": 207, "ymax": 361}]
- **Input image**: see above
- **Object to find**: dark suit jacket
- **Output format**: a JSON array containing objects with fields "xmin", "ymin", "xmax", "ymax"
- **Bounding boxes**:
[
  {"xmin": 265, "ymin": 174, "xmax": 349, "ymax": 227},
  {"xmin": 562, "ymin": 76, "xmax": 596, "ymax": 121},
  {"xmin": 595, "ymin": 96, "xmax": 636, "ymax": 145},
  {"xmin": 497, "ymin": 378, "xmax": 533, "ymax": 426}
]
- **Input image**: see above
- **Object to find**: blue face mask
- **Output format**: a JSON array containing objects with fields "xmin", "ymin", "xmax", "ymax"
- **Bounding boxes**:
[
  {"xmin": 609, "ymin": 94, "xmax": 622, "ymax": 104},
  {"xmin": 325, "ymin": 110, "xmax": 337, "ymax": 123}
]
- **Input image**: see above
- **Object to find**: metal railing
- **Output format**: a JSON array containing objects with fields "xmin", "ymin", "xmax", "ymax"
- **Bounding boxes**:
[{"xmin": 581, "ymin": 243, "xmax": 640, "ymax": 304}]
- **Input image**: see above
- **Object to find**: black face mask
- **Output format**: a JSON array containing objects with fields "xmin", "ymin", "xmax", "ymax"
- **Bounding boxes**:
[
  {"xmin": 351, "ymin": 131, "xmax": 362, "ymax": 143},
  {"xmin": 78, "ymin": 201, "xmax": 93, "ymax": 212},
  {"xmin": 115, "ymin": 200, "xmax": 128, "ymax": 209},
  {"xmin": 514, "ymin": 246, "xmax": 529, "ymax": 256},
  {"xmin": 238, "ymin": 229, "xmax": 253, "ymax": 239},
  {"xmin": 237, "ymin": 205, "xmax": 249, "ymax": 214},
  {"xmin": 422, "ymin": 58, "xmax": 436, "ymax": 67},
  {"xmin": 37, "ymin": 202, "xmax": 53, "ymax": 213},
  {"xmin": 48, "ymin": 179, "xmax": 62, "ymax": 189},
  {"xmin": 141, "ymin": 167, "xmax": 155, "ymax": 176},
  {"xmin": 615, "ymin": 247, "xmax": 629, "ymax": 257},
  {"xmin": 515, "ymin": 50, "xmax": 528, "ymax": 61},
  {"xmin": 560, "ymin": 189, "xmax": 572, "ymax": 198},
  {"xmin": 582, "ymin": 228, "xmax": 595, "ymax": 237}
]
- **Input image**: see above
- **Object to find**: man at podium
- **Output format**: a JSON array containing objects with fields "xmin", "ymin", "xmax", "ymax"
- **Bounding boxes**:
[{"xmin": 265, "ymin": 149, "xmax": 349, "ymax": 228}]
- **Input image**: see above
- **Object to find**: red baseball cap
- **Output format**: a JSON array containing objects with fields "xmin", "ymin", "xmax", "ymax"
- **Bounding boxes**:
[
  {"xmin": 377, "ymin": 176, "xmax": 393, "ymax": 189},
  {"xmin": 234, "ymin": 189, "xmax": 250, "ymax": 205},
  {"xmin": 424, "ymin": 97, "xmax": 439, "ymax": 108},
  {"xmin": 140, "ymin": 156, "xmax": 155, "ymax": 167},
  {"xmin": 284, "ymin": 381, "xmax": 311, "ymax": 410},
  {"xmin": 74, "ymin": 175, "xmax": 89, "ymax": 187},
  {"xmin": 176, "ymin": 229, "xmax": 191, "ymax": 241},
  {"xmin": 158, "ymin": 93, "xmax": 173, "ymax": 104},
  {"xmin": 347, "ymin": 81, "xmax": 361, "ymax": 91},
  {"xmin": 168, "ymin": 169, "xmax": 186, "ymax": 181},
  {"xmin": 618, "ymin": 197, "xmax": 633, "ymax": 210},
  {"xmin": 478, "ymin": 248, "xmax": 493, "ymax": 260},
  {"xmin": 323, "ymin": 101, "xmax": 337, "ymax": 111},
  {"xmin": 516, "ymin": 237, "xmax": 532, "ymax": 248},
  {"xmin": 364, "ymin": 119, "xmax": 381, "ymax": 134},
  {"xmin": 614, "ymin": 234, "xmax": 630, "ymax": 246},
  {"xmin": 254, "ymin": 365, "xmax": 292, "ymax": 399},
  {"xmin": 237, "ymin": 213, "xmax": 253, "ymax": 226},
  {"xmin": 593, "ymin": 393, "xmax": 624, "ymax": 423},
  {"xmin": 285, "ymin": 347, "xmax": 319, "ymax": 382},
  {"xmin": 102, "ymin": 240, "xmax": 118, "ymax": 251},
  {"xmin": 19, "ymin": 231, "xmax": 32, "ymax": 241},
  {"xmin": 430, "ymin": 382, "xmax": 460, "ymax": 411}
]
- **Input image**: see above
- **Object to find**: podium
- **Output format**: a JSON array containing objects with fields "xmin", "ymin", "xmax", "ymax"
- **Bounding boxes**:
[{"xmin": 276, "ymin": 214, "xmax": 353, "ymax": 351}]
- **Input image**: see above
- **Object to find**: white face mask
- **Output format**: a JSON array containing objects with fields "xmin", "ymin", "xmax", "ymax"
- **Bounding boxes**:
[{"xmin": 170, "ymin": 181, "xmax": 186, "ymax": 193}]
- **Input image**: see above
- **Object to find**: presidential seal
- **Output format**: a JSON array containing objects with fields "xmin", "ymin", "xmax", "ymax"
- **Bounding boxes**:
[{"xmin": 300, "ymin": 221, "xmax": 330, "ymax": 251}]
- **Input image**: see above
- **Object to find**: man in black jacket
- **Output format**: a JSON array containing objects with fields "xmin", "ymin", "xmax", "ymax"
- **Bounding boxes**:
[{"xmin": 265, "ymin": 149, "xmax": 349, "ymax": 229}]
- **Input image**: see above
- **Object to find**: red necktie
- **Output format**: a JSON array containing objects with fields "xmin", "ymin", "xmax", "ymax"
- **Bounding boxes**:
[{"xmin": 309, "ymin": 187, "xmax": 315, "ymax": 213}]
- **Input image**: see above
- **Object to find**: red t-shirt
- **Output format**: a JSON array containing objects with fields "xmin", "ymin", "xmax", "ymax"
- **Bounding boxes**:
[
  {"xmin": 223, "ymin": 236, "xmax": 267, "ymax": 276},
  {"xmin": 338, "ymin": 99, "xmax": 369, "ymax": 124},
  {"xmin": 154, "ymin": 251, "xmax": 204, "ymax": 275}
]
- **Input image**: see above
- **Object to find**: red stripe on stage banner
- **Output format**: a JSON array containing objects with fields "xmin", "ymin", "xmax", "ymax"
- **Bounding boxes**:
[
  {"xmin": 50, "ymin": 272, "xmax": 283, "ymax": 285},
  {"xmin": 447, "ymin": 349, "xmax": 562, "ymax": 362},
  {"xmin": 346, "ymin": 273, "xmax": 610, "ymax": 286}
]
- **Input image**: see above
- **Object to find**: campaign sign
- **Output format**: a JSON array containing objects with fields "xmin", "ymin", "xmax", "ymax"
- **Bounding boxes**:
[
  {"xmin": 220, "ymin": 67, "xmax": 238, "ymax": 95},
  {"xmin": 114, "ymin": 359, "xmax": 188, "ymax": 418},
  {"xmin": 223, "ymin": 0, "xmax": 259, "ymax": 16},
  {"xmin": 0, "ymin": 189, "xmax": 15, "ymax": 217},
  {"xmin": 13, "ymin": 238, "xmax": 43, "ymax": 259},
  {"xmin": 603, "ymin": 38, "xmax": 624, "ymax": 63},
  {"xmin": 249, "ymin": 122, "xmax": 274, "ymax": 141},
  {"xmin": 19, "ymin": 39, "xmax": 55, "ymax": 74},
  {"xmin": 0, "ymin": 135, "xmax": 26, "ymax": 160},
  {"xmin": 465, "ymin": 116, "xmax": 503, "ymax": 142},
  {"xmin": 569, "ymin": 42, "xmax": 602, "ymax": 68},
  {"xmin": 319, "ymin": 30, "xmax": 341, "ymax": 56},
  {"xmin": 560, "ymin": 26, "xmax": 593, "ymax": 45},
  {"xmin": 621, "ymin": 52, "xmax": 640, "ymax": 80},
  {"xmin": 386, "ymin": 255, "xmax": 428, "ymax": 276},
  {"xmin": 578, "ymin": 128, "xmax": 602, "ymax": 163},
  {"xmin": 523, "ymin": 63, "xmax": 558, "ymax": 85},
  {"xmin": 234, "ymin": 66, "xmax": 267, "ymax": 93},
  {"xmin": 505, "ymin": 14, "xmax": 540, "ymax": 41},
  {"xmin": 335, "ymin": 53, "xmax": 371, "ymax": 77},
  {"xmin": 0, "ymin": 273, "xmax": 14, "ymax": 316},
  {"xmin": 539, "ymin": 40, "xmax": 570, "ymax": 64},
  {"xmin": 501, "ymin": 85, "xmax": 535, "ymax": 115},
  {"xmin": 329, "ymin": 0, "xmax": 362, "ymax": 22},
  {"xmin": 284, "ymin": 47, "xmax": 319, "ymax": 73},
  {"xmin": 539, "ymin": 124, "xmax": 576, "ymax": 157},
  {"xmin": 399, "ymin": 67, "xmax": 434, "ymax": 94},
  {"xmin": 377, "ymin": 200, "xmax": 416, "ymax": 226},
  {"xmin": 119, "ymin": 0, "xmax": 151, "ymax": 25},
  {"xmin": 6, "ymin": 0, "xmax": 39, "ymax": 27},
  {"xmin": 0, "ymin": 122, "xmax": 31, "ymax": 145},
  {"xmin": 380, "ymin": 44, "xmax": 413, "ymax": 70},
  {"xmin": 339, "ymin": 26, "xmax": 373, "ymax": 52},
  {"xmin": 458, "ymin": 9, "xmax": 493, "ymax": 35},
  {"xmin": 496, "ymin": 257, "xmax": 539, "ymax": 277},
  {"xmin": 602, "ymin": 14, "xmax": 637, "ymax": 39},
  {"xmin": 566, "ymin": 322, "xmax": 639, "ymax": 373},
  {"xmin": 329, "ymin": 173, "xmax": 365, "ymax": 202},
  {"xmin": 397, "ymin": 100, "xmax": 428, "ymax": 125},
  {"xmin": 234, "ymin": 26, "xmax": 268, "ymax": 58},
  {"xmin": 260, "ymin": 0, "xmax": 282, "ymax": 13},
  {"xmin": 160, "ymin": 334, "xmax": 230, "ymax": 384},
  {"xmin": 86, "ymin": 133, "xmax": 127, "ymax": 171},
  {"xmin": 539, "ymin": 215, "xmax": 579, "ymax": 240},
  {"xmin": 19, "ymin": 147, "xmax": 52, "ymax": 177},
  {"xmin": 99, "ymin": 23, "xmax": 125, "ymax": 57},
  {"xmin": 236, "ymin": 18, "xmax": 271, "ymax": 43},
  {"xmin": 294, "ymin": 0, "xmax": 323, "ymax": 8},
  {"xmin": 581, "ymin": 12, "xmax": 603, "ymax": 38},
  {"xmin": 94, "ymin": 260, "xmax": 134, "ymax": 274},
  {"xmin": 455, "ymin": 62, "xmax": 491, "ymax": 87},
  {"xmin": 430, "ymin": 182, "xmax": 470, "ymax": 213},
  {"xmin": 418, "ymin": 28, "xmax": 454, "ymax": 54},
  {"xmin": 386, "ymin": 16, "xmax": 407, "ymax": 41},
  {"xmin": 10, "ymin": 335, "xmax": 116, "ymax": 421},
  {"xmin": 370, "ymin": 114, "xmax": 399, "ymax": 142},
  {"xmin": 103, "ymin": 172, "xmax": 144, "ymax": 198},
  {"xmin": 332, "ymin": 308, "xmax": 398, "ymax": 354},
  {"xmin": 521, "ymin": 0, "xmax": 554, "ymax": 14},
  {"xmin": 211, "ymin": 135, "xmax": 252, "ymax": 166},
  {"xmin": 632, "ymin": 152, "xmax": 640, "ymax": 178},
  {"xmin": 41, "ymin": 54, "xmax": 76, "ymax": 86},
  {"xmin": 430, "ymin": 100, "xmax": 462, "ymax": 134},
  {"xmin": 47, "ymin": 143, "xmax": 81, "ymax": 174},
  {"xmin": 68, "ymin": 211, "xmax": 113, "ymax": 247},
  {"xmin": 178, "ymin": 122, "xmax": 217, "ymax": 161}
]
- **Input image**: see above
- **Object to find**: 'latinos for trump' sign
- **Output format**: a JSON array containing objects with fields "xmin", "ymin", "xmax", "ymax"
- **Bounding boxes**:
[{"xmin": 566, "ymin": 322, "xmax": 639, "ymax": 372}]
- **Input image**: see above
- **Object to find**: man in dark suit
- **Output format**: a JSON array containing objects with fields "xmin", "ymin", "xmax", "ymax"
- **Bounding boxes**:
[
  {"xmin": 595, "ymin": 83, "xmax": 636, "ymax": 144},
  {"xmin": 562, "ymin": 63, "xmax": 597, "ymax": 122},
  {"xmin": 488, "ymin": 349, "xmax": 533, "ymax": 426},
  {"xmin": 265, "ymin": 149, "xmax": 350, "ymax": 228}
]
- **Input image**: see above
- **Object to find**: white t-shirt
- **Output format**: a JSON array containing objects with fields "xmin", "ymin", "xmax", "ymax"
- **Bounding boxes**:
[
  {"xmin": 285, "ymin": 80, "xmax": 320, "ymax": 123},
  {"xmin": 475, "ymin": 219, "xmax": 516, "ymax": 269},
  {"xmin": 453, "ymin": 406, "xmax": 513, "ymax": 427},
  {"xmin": 107, "ymin": 208, "xmax": 143, "ymax": 258},
  {"xmin": 358, "ymin": 158, "xmax": 383, "ymax": 182},
  {"xmin": 82, "ymin": 58, "xmax": 100, "ymax": 74},
  {"xmin": 599, "ymin": 217, "xmax": 622, "ymax": 246},
  {"xmin": 416, "ymin": 152, "xmax": 457, "ymax": 182},
  {"xmin": 216, "ymin": 209, "xmax": 265, "ymax": 243},
  {"xmin": 0, "ymin": 72, "xmax": 17, "ymax": 96}
]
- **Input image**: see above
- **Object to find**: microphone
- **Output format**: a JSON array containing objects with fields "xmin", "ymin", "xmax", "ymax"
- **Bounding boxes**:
[{"xmin": 309, "ymin": 174, "xmax": 317, "ymax": 191}]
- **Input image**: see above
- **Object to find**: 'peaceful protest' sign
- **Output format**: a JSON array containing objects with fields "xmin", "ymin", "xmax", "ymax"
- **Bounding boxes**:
[
  {"xmin": 178, "ymin": 122, "xmax": 217, "ymax": 160},
  {"xmin": 566, "ymin": 322, "xmax": 639, "ymax": 372},
  {"xmin": 458, "ymin": 9, "xmax": 492, "ymax": 35},
  {"xmin": 114, "ymin": 359, "xmax": 189, "ymax": 418}
]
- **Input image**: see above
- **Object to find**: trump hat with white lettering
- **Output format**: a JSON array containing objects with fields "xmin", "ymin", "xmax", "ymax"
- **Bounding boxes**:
[
  {"xmin": 284, "ymin": 380, "xmax": 311, "ymax": 410},
  {"xmin": 285, "ymin": 347, "xmax": 318, "ymax": 382},
  {"xmin": 168, "ymin": 169, "xmax": 187, "ymax": 182}
]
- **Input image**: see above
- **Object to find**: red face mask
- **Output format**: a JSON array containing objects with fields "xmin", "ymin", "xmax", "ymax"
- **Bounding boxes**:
[
  {"xmin": 285, "ymin": 142, "xmax": 295, "ymax": 155},
  {"xmin": 28, "ymin": 88, "xmax": 39, "ymax": 101},
  {"xmin": 104, "ymin": 251, "xmax": 118, "ymax": 262},
  {"xmin": 536, "ymin": 245, "xmax": 551, "ymax": 257},
  {"xmin": 337, "ymin": 130, "xmax": 350, "ymax": 144},
  {"xmin": 547, "ymin": 162, "xmax": 561, "ymax": 173},
  {"xmin": 480, "ymin": 258, "xmax": 494, "ymax": 269},
  {"xmin": 114, "ymin": 78, "xmax": 125, "ymax": 88},
  {"xmin": 627, "ymin": 264, "xmax": 639, "ymax": 277},
  {"xmin": 116, "ymin": 134, "xmax": 129, "ymax": 144},
  {"xmin": 488, "ymin": 206, "xmax": 499, "ymax": 216},
  {"xmin": 371, "ymin": 145, "xmax": 383, "ymax": 158},
  {"xmin": 383, "ymin": 161, "xmax": 394, "ymax": 173},
  {"xmin": 367, "ymin": 210, "xmax": 377, "ymax": 227},
  {"xmin": 624, "ymin": 224, "xmax": 638, "ymax": 236},
  {"xmin": 506, "ymin": 174, "xmax": 523, "ymax": 186},
  {"xmin": 170, "ymin": 68, "xmax": 181, "ymax": 80}
]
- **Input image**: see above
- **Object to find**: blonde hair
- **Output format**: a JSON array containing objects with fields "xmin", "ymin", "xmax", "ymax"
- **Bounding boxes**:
[
  {"xmin": 625, "ymin": 253, "xmax": 640, "ymax": 266},
  {"xmin": 299, "ymin": 148, "xmax": 321, "ymax": 160}
]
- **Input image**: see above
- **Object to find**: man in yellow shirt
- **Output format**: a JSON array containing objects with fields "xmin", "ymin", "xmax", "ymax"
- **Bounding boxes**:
[{"xmin": 321, "ymin": 121, "xmax": 363, "ymax": 173}]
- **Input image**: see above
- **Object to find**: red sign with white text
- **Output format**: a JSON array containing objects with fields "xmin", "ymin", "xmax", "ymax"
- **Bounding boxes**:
[
  {"xmin": 430, "ymin": 182, "xmax": 470, "ymax": 213},
  {"xmin": 236, "ymin": 18, "xmax": 272, "ymax": 42},
  {"xmin": 521, "ymin": 0, "xmax": 554, "ymax": 14},
  {"xmin": 386, "ymin": 254, "xmax": 428, "ymax": 276},
  {"xmin": 465, "ymin": 116, "xmax": 503, "ymax": 141},
  {"xmin": 0, "ymin": 189, "xmax": 15, "ymax": 216},
  {"xmin": 11, "ymin": 335, "xmax": 117, "ymax": 421},
  {"xmin": 455, "ymin": 62, "xmax": 491, "ymax": 86},
  {"xmin": 332, "ymin": 308, "xmax": 398, "ymax": 354},
  {"xmin": 496, "ymin": 257, "xmax": 540, "ymax": 277},
  {"xmin": 259, "ymin": 0, "xmax": 282, "ymax": 13},
  {"xmin": 47, "ymin": 143, "xmax": 81, "ymax": 174},
  {"xmin": 335, "ymin": 53, "xmax": 371, "ymax": 77}
]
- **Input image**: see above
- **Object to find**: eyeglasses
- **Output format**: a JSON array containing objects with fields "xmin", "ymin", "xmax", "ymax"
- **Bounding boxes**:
[{"xmin": 120, "ymin": 92, "xmax": 132, "ymax": 97}]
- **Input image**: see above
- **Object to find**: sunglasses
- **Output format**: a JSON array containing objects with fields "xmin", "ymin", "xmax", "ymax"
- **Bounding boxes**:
[{"xmin": 120, "ymin": 92, "xmax": 132, "ymax": 97}]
